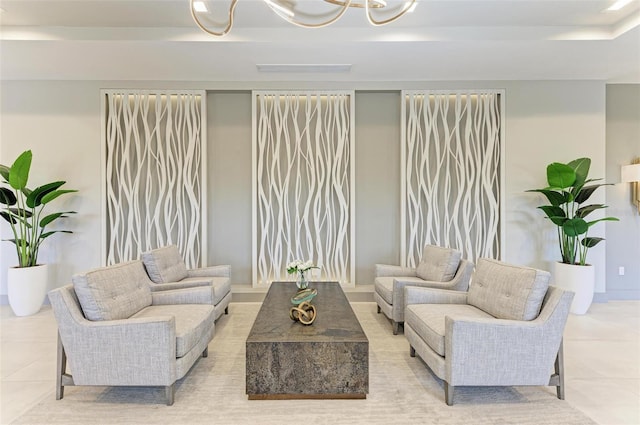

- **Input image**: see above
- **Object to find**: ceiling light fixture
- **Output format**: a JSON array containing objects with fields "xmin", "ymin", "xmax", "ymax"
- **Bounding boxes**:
[
  {"xmin": 606, "ymin": 0, "xmax": 633, "ymax": 11},
  {"xmin": 190, "ymin": 0, "xmax": 418, "ymax": 37}
]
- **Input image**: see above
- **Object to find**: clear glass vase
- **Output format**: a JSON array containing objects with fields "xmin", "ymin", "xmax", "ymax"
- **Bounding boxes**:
[{"xmin": 296, "ymin": 271, "xmax": 308, "ymax": 290}]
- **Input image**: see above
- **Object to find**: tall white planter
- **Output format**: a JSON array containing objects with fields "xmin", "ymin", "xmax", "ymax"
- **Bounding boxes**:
[
  {"xmin": 7, "ymin": 264, "xmax": 49, "ymax": 316},
  {"xmin": 553, "ymin": 262, "xmax": 595, "ymax": 315}
]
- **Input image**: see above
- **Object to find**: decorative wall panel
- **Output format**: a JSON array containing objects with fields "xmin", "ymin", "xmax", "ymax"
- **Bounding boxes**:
[
  {"xmin": 253, "ymin": 91, "xmax": 355, "ymax": 287},
  {"xmin": 402, "ymin": 91, "xmax": 504, "ymax": 267},
  {"xmin": 102, "ymin": 90, "xmax": 206, "ymax": 268}
]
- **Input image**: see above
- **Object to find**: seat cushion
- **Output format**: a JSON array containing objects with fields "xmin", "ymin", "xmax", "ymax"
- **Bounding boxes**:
[
  {"xmin": 468, "ymin": 258, "xmax": 550, "ymax": 321},
  {"xmin": 132, "ymin": 304, "xmax": 215, "ymax": 358},
  {"xmin": 180, "ymin": 276, "xmax": 231, "ymax": 305},
  {"xmin": 416, "ymin": 245, "xmax": 462, "ymax": 282},
  {"xmin": 141, "ymin": 245, "xmax": 189, "ymax": 283},
  {"xmin": 72, "ymin": 261, "xmax": 152, "ymax": 321},
  {"xmin": 374, "ymin": 277, "xmax": 394, "ymax": 304},
  {"xmin": 405, "ymin": 304, "xmax": 494, "ymax": 356}
]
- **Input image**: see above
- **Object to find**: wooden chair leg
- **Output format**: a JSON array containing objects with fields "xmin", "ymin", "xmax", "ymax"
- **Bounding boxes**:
[
  {"xmin": 444, "ymin": 381, "xmax": 454, "ymax": 406},
  {"xmin": 165, "ymin": 384, "xmax": 175, "ymax": 406},
  {"xmin": 56, "ymin": 333, "xmax": 66, "ymax": 400},
  {"xmin": 555, "ymin": 339, "xmax": 565, "ymax": 400},
  {"xmin": 392, "ymin": 321, "xmax": 400, "ymax": 335}
]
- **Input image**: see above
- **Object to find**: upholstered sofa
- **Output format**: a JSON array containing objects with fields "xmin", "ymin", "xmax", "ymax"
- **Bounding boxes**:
[
  {"xmin": 404, "ymin": 258, "xmax": 574, "ymax": 405},
  {"xmin": 374, "ymin": 244, "xmax": 474, "ymax": 334},
  {"xmin": 141, "ymin": 245, "xmax": 231, "ymax": 320},
  {"xmin": 49, "ymin": 260, "xmax": 216, "ymax": 405}
]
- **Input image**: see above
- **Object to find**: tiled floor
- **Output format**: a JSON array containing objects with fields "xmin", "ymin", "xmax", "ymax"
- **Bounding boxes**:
[{"xmin": 1, "ymin": 301, "xmax": 639, "ymax": 425}]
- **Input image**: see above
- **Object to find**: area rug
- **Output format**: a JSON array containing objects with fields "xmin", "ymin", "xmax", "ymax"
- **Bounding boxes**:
[{"xmin": 14, "ymin": 303, "xmax": 596, "ymax": 425}]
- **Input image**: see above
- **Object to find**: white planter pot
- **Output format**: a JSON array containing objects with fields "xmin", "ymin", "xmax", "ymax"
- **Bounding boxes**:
[
  {"xmin": 7, "ymin": 264, "xmax": 49, "ymax": 317},
  {"xmin": 553, "ymin": 262, "xmax": 595, "ymax": 315}
]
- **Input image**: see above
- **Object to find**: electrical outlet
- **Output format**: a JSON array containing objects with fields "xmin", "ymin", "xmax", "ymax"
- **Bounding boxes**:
[{"xmin": 619, "ymin": 266, "xmax": 625, "ymax": 276}]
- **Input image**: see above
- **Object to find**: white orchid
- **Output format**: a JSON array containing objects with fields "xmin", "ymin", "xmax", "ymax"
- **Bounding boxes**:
[{"xmin": 287, "ymin": 259, "xmax": 319, "ymax": 275}]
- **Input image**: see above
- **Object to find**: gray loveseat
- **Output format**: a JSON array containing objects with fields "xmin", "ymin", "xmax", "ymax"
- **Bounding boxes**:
[
  {"xmin": 374, "ymin": 244, "xmax": 474, "ymax": 334},
  {"xmin": 49, "ymin": 260, "xmax": 216, "ymax": 405},
  {"xmin": 404, "ymin": 258, "xmax": 574, "ymax": 405},
  {"xmin": 141, "ymin": 245, "xmax": 231, "ymax": 320}
]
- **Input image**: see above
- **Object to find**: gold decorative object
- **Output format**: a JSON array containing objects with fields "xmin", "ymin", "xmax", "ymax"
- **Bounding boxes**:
[
  {"xmin": 621, "ymin": 158, "xmax": 640, "ymax": 214},
  {"xmin": 190, "ymin": 0, "xmax": 417, "ymax": 37},
  {"xmin": 289, "ymin": 301, "xmax": 317, "ymax": 325}
]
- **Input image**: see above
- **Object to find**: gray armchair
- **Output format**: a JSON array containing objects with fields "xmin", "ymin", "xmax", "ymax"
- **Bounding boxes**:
[
  {"xmin": 374, "ymin": 244, "xmax": 474, "ymax": 334},
  {"xmin": 404, "ymin": 258, "xmax": 574, "ymax": 405},
  {"xmin": 49, "ymin": 260, "xmax": 216, "ymax": 405},
  {"xmin": 141, "ymin": 245, "xmax": 231, "ymax": 320}
]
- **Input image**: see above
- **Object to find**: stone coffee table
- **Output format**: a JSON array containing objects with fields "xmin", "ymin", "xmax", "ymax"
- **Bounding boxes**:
[{"xmin": 246, "ymin": 281, "xmax": 369, "ymax": 399}]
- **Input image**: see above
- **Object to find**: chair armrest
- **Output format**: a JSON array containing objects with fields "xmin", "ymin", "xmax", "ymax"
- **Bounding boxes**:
[
  {"xmin": 405, "ymin": 287, "xmax": 468, "ymax": 306},
  {"xmin": 188, "ymin": 265, "xmax": 231, "ymax": 278},
  {"xmin": 151, "ymin": 287, "xmax": 214, "ymax": 305},
  {"xmin": 59, "ymin": 315, "xmax": 177, "ymax": 386},
  {"xmin": 375, "ymin": 264, "xmax": 416, "ymax": 278},
  {"xmin": 148, "ymin": 280, "xmax": 212, "ymax": 292},
  {"xmin": 445, "ymin": 315, "xmax": 556, "ymax": 386}
]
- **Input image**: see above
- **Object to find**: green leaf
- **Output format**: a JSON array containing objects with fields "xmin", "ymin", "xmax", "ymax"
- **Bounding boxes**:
[
  {"xmin": 7, "ymin": 207, "xmax": 33, "ymax": 219},
  {"xmin": 26, "ymin": 181, "xmax": 66, "ymax": 208},
  {"xmin": 587, "ymin": 217, "xmax": 620, "ymax": 227},
  {"xmin": 39, "ymin": 212, "xmax": 75, "ymax": 227},
  {"xmin": 576, "ymin": 179, "xmax": 610, "ymax": 204},
  {"xmin": 547, "ymin": 162, "xmax": 576, "ymax": 189},
  {"xmin": 0, "ymin": 187, "xmax": 17, "ymax": 206},
  {"xmin": 39, "ymin": 230, "xmax": 72, "ymax": 240},
  {"xmin": 0, "ymin": 211, "xmax": 17, "ymax": 224},
  {"xmin": 576, "ymin": 204, "xmax": 606, "ymax": 218},
  {"xmin": 567, "ymin": 158, "xmax": 590, "ymax": 190},
  {"xmin": 40, "ymin": 189, "xmax": 77, "ymax": 204},
  {"xmin": 8, "ymin": 150, "xmax": 32, "ymax": 190},
  {"xmin": 538, "ymin": 206, "xmax": 567, "ymax": 226},
  {"xmin": 527, "ymin": 189, "xmax": 569, "ymax": 206},
  {"xmin": 562, "ymin": 217, "xmax": 588, "ymax": 236},
  {"xmin": 0, "ymin": 164, "xmax": 10, "ymax": 183},
  {"xmin": 581, "ymin": 237, "xmax": 604, "ymax": 248},
  {"xmin": 3, "ymin": 238, "xmax": 29, "ymax": 247}
]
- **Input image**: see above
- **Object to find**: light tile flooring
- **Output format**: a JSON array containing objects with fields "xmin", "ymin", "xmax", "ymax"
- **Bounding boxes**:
[{"xmin": 1, "ymin": 301, "xmax": 639, "ymax": 425}]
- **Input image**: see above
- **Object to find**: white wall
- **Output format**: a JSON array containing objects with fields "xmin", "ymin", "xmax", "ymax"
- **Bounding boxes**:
[
  {"xmin": 1, "ymin": 80, "xmax": 612, "ymax": 298},
  {"xmin": 605, "ymin": 84, "xmax": 640, "ymax": 299}
]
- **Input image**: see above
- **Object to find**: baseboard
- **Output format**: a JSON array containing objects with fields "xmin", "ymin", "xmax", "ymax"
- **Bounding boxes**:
[
  {"xmin": 593, "ymin": 293, "xmax": 608, "ymax": 303},
  {"xmin": 603, "ymin": 290, "xmax": 640, "ymax": 301}
]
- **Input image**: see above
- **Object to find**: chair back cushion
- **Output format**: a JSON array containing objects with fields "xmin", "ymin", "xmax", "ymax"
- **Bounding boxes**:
[
  {"xmin": 468, "ymin": 258, "xmax": 550, "ymax": 321},
  {"xmin": 72, "ymin": 261, "xmax": 152, "ymax": 321},
  {"xmin": 415, "ymin": 245, "xmax": 462, "ymax": 282},
  {"xmin": 141, "ymin": 245, "xmax": 188, "ymax": 283}
]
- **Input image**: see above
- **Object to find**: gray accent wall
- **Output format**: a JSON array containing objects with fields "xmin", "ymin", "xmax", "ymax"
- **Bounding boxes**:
[
  {"xmin": 605, "ymin": 84, "xmax": 640, "ymax": 300},
  {"xmin": 1, "ymin": 80, "xmax": 628, "ymax": 299}
]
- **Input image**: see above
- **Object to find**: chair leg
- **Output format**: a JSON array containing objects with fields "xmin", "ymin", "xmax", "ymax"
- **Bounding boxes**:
[
  {"xmin": 56, "ymin": 333, "xmax": 66, "ymax": 400},
  {"xmin": 409, "ymin": 345, "xmax": 416, "ymax": 357},
  {"xmin": 444, "ymin": 381, "xmax": 454, "ymax": 406},
  {"xmin": 225, "ymin": 306, "xmax": 229, "ymax": 315},
  {"xmin": 392, "ymin": 321, "xmax": 400, "ymax": 335},
  {"xmin": 202, "ymin": 346, "xmax": 209, "ymax": 358},
  {"xmin": 555, "ymin": 339, "xmax": 565, "ymax": 400},
  {"xmin": 165, "ymin": 384, "xmax": 175, "ymax": 406},
  {"xmin": 377, "ymin": 305, "xmax": 381, "ymax": 314}
]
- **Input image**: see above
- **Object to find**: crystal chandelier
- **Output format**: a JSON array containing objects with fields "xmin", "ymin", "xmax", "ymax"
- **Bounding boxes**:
[{"xmin": 190, "ymin": 0, "xmax": 418, "ymax": 37}]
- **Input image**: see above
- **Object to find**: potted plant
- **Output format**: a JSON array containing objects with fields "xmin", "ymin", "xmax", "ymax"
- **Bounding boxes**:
[
  {"xmin": 0, "ymin": 150, "xmax": 77, "ymax": 316},
  {"xmin": 528, "ymin": 157, "xmax": 618, "ymax": 314}
]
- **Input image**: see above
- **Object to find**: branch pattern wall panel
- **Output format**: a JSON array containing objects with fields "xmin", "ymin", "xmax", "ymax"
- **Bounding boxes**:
[
  {"xmin": 253, "ymin": 92, "xmax": 355, "ymax": 286},
  {"xmin": 402, "ymin": 91, "xmax": 504, "ymax": 267},
  {"xmin": 102, "ymin": 90, "xmax": 206, "ymax": 268}
]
